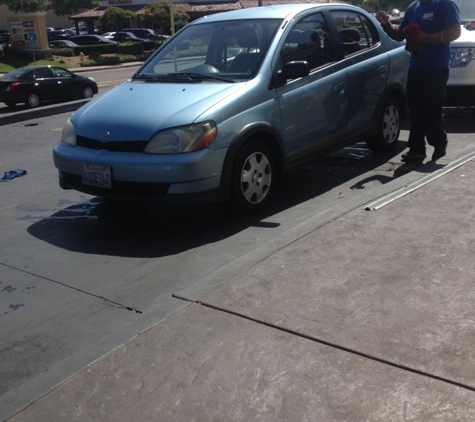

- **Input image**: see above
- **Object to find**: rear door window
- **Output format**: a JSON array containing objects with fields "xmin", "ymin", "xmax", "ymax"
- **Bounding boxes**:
[{"xmin": 330, "ymin": 10, "xmax": 380, "ymax": 58}]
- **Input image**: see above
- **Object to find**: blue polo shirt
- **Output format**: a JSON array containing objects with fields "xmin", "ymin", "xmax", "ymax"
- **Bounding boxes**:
[{"xmin": 401, "ymin": 0, "xmax": 460, "ymax": 71}]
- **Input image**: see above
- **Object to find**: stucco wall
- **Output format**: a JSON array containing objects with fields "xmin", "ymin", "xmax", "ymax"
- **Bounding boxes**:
[{"xmin": 0, "ymin": 5, "xmax": 72, "ymax": 31}]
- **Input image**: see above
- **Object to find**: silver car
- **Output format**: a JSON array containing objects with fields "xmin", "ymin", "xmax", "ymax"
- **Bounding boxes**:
[
  {"xmin": 53, "ymin": 3, "xmax": 409, "ymax": 212},
  {"xmin": 446, "ymin": 0, "xmax": 475, "ymax": 106}
]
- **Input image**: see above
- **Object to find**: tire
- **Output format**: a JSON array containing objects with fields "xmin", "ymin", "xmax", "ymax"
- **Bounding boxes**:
[
  {"xmin": 230, "ymin": 141, "xmax": 275, "ymax": 213},
  {"xmin": 365, "ymin": 97, "xmax": 400, "ymax": 152},
  {"xmin": 26, "ymin": 92, "xmax": 40, "ymax": 108},
  {"xmin": 82, "ymin": 86, "xmax": 94, "ymax": 99}
]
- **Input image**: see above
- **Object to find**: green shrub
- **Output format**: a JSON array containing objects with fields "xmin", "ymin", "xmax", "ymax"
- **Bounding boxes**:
[
  {"xmin": 73, "ymin": 44, "xmax": 118, "ymax": 56},
  {"xmin": 80, "ymin": 54, "xmax": 121, "ymax": 67},
  {"xmin": 52, "ymin": 48, "xmax": 75, "ymax": 57},
  {"xmin": 118, "ymin": 42, "xmax": 144, "ymax": 55}
]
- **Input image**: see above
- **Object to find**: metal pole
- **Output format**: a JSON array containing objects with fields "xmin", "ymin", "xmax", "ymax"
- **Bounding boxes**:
[{"xmin": 170, "ymin": 0, "xmax": 175, "ymax": 35}]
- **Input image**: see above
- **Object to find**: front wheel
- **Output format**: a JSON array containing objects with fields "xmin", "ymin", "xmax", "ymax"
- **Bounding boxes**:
[
  {"xmin": 26, "ymin": 92, "xmax": 40, "ymax": 108},
  {"xmin": 365, "ymin": 97, "xmax": 400, "ymax": 152},
  {"xmin": 231, "ymin": 141, "xmax": 275, "ymax": 213},
  {"xmin": 82, "ymin": 86, "xmax": 94, "ymax": 99}
]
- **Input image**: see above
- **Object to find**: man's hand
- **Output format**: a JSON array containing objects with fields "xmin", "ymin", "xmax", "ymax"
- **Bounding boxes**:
[{"xmin": 376, "ymin": 11, "xmax": 391, "ymax": 26}]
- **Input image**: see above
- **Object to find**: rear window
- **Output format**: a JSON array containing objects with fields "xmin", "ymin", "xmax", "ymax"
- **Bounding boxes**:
[{"xmin": 1, "ymin": 68, "xmax": 27, "ymax": 81}]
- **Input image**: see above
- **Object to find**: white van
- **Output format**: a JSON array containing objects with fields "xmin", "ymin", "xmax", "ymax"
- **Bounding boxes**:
[{"xmin": 446, "ymin": 0, "xmax": 475, "ymax": 106}]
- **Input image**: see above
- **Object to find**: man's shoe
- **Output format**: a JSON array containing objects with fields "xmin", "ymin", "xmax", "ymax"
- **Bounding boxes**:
[
  {"xmin": 401, "ymin": 149, "xmax": 426, "ymax": 161},
  {"xmin": 432, "ymin": 144, "xmax": 447, "ymax": 161}
]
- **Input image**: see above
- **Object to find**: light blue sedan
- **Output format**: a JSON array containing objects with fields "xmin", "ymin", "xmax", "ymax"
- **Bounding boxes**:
[{"xmin": 53, "ymin": 3, "xmax": 409, "ymax": 212}]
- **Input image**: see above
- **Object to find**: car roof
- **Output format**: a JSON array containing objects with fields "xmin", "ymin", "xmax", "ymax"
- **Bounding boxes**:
[
  {"xmin": 191, "ymin": 3, "xmax": 352, "ymax": 23},
  {"xmin": 19, "ymin": 65, "xmax": 53, "ymax": 70}
]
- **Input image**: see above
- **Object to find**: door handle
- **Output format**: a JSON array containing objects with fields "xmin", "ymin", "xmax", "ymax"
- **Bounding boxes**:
[
  {"xmin": 334, "ymin": 82, "xmax": 346, "ymax": 94},
  {"xmin": 378, "ymin": 65, "xmax": 388, "ymax": 78}
]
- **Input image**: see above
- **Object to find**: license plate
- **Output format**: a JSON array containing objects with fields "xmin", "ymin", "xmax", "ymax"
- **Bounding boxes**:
[{"xmin": 81, "ymin": 163, "xmax": 112, "ymax": 189}]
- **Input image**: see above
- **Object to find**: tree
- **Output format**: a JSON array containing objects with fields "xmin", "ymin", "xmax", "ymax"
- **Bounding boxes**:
[
  {"xmin": 0, "ymin": 0, "xmax": 48, "ymax": 13},
  {"xmin": 49, "ymin": 0, "xmax": 99, "ymax": 16},
  {"xmin": 99, "ymin": 7, "xmax": 136, "ymax": 31},
  {"xmin": 142, "ymin": 2, "xmax": 189, "ymax": 35}
]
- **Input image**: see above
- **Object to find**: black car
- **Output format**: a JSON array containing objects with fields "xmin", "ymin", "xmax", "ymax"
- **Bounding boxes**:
[
  {"xmin": 0, "ymin": 65, "xmax": 98, "ymax": 108},
  {"xmin": 69, "ymin": 35, "xmax": 117, "ymax": 45},
  {"xmin": 122, "ymin": 28, "xmax": 169, "ymax": 40},
  {"xmin": 0, "ymin": 32, "xmax": 10, "ymax": 43},
  {"xmin": 104, "ymin": 31, "xmax": 147, "ymax": 43},
  {"xmin": 49, "ymin": 40, "xmax": 79, "ymax": 48},
  {"xmin": 47, "ymin": 29, "xmax": 75, "ymax": 41}
]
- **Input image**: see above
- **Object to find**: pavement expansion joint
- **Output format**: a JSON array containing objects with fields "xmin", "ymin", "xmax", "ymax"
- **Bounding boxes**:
[
  {"xmin": 172, "ymin": 293, "xmax": 475, "ymax": 393},
  {"xmin": 0, "ymin": 262, "xmax": 143, "ymax": 314}
]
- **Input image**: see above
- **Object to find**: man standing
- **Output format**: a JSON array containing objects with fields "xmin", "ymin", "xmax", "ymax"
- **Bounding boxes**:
[{"xmin": 377, "ymin": 0, "xmax": 461, "ymax": 161}]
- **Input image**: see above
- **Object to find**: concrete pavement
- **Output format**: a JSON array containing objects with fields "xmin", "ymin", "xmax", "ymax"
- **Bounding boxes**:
[
  {"xmin": 2, "ymin": 69, "xmax": 475, "ymax": 420},
  {"xmin": 5, "ymin": 124, "xmax": 475, "ymax": 420}
]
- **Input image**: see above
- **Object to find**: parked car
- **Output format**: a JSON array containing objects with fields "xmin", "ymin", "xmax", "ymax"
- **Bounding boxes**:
[
  {"xmin": 390, "ymin": 9, "xmax": 400, "ymax": 17},
  {"xmin": 70, "ymin": 26, "xmax": 94, "ymax": 35},
  {"xmin": 0, "ymin": 32, "xmax": 10, "ymax": 44},
  {"xmin": 49, "ymin": 40, "xmax": 78, "ymax": 48},
  {"xmin": 103, "ymin": 31, "xmax": 147, "ymax": 43},
  {"xmin": 0, "ymin": 65, "xmax": 98, "ymax": 108},
  {"xmin": 0, "ymin": 31, "xmax": 10, "ymax": 52},
  {"xmin": 446, "ymin": 0, "xmax": 475, "ymax": 106},
  {"xmin": 53, "ymin": 4, "xmax": 409, "ymax": 212},
  {"xmin": 122, "ymin": 27, "xmax": 168, "ymax": 40},
  {"xmin": 47, "ymin": 29, "xmax": 75, "ymax": 41},
  {"xmin": 69, "ymin": 35, "xmax": 117, "ymax": 45}
]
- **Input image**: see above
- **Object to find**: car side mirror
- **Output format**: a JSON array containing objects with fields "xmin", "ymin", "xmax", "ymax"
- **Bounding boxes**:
[{"xmin": 279, "ymin": 61, "xmax": 310, "ymax": 82}]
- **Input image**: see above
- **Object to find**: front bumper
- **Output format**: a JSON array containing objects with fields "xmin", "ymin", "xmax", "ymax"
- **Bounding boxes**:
[{"xmin": 53, "ymin": 143, "xmax": 229, "ymax": 203}]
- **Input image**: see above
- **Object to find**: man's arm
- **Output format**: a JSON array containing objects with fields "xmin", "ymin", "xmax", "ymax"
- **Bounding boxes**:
[{"xmin": 415, "ymin": 23, "xmax": 462, "ymax": 45}]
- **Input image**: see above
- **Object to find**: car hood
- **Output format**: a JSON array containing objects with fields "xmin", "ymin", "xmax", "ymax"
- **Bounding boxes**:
[
  {"xmin": 453, "ymin": 25, "xmax": 475, "ymax": 43},
  {"xmin": 72, "ymin": 80, "xmax": 245, "ymax": 141}
]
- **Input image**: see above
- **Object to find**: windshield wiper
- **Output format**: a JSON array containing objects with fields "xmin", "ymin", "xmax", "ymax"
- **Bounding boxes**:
[
  {"xmin": 134, "ymin": 72, "xmax": 233, "ymax": 83},
  {"xmin": 176, "ymin": 72, "xmax": 233, "ymax": 83}
]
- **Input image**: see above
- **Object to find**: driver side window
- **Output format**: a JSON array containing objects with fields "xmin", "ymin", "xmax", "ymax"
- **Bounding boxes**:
[{"xmin": 280, "ymin": 12, "xmax": 334, "ymax": 71}]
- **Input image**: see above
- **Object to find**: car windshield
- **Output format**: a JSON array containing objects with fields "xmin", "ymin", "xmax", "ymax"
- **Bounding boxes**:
[
  {"xmin": 135, "ymin": 19, "xmax": 282, "ymax": 82},
  {"xmin": 454, "ymin": 0, "xmax": 475, "ymax": 22}
]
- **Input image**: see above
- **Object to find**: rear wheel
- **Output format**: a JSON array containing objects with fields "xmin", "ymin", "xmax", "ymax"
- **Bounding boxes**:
[
  {"xmin": 365, "ymin": 97, "xmax": 400, "ymax": 152},
  {"xmin": 231, "ymin": 141, "xmax": 275, "ymax": 213},
  {"xmin": 26, "ymin": 92, "xmax": 40, "ymax": 108},
  {"xmin": 82, "ymin": 86, "xmax": 94, "ymax": 99}
]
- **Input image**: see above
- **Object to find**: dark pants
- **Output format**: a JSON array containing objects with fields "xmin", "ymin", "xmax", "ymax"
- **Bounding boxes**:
[{"xmin": 406, "ymin": 69, "xmax": 449, "ymax": 152}]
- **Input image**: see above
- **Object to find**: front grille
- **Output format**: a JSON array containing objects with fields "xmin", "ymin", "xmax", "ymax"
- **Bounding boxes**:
[{"xmin": 77, "ymin": 135, "xmax": 148, "ymax": 152}]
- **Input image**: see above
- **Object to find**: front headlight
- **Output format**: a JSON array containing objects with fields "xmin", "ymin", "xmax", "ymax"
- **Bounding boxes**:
[
  {"xmin": 61, "ymin": 118, "xmax": 76, "ymax": 146},
  {"xmin": 144, "ymin": 121, "xmax": 217, "ymax": 154},
  {"xmin": 451, "ymin": 47, "xmax": 475, "ymax": 67}
]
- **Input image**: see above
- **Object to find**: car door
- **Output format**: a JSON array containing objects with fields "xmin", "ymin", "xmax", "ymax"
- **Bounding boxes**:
[
  {"xmin": 50, "ymin": 67, "xmax": 82, "ymax": 98},
  {"xmin": 275, "ymin": 11, "xmax": 348, "ymax": 163},
  {"xmin": 29, "ymin": 67, "xmax": 56, "ymax": 100},
  {"xmin": 329, "ymin": 10, "xmax": 389, "ymax": 134}
]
